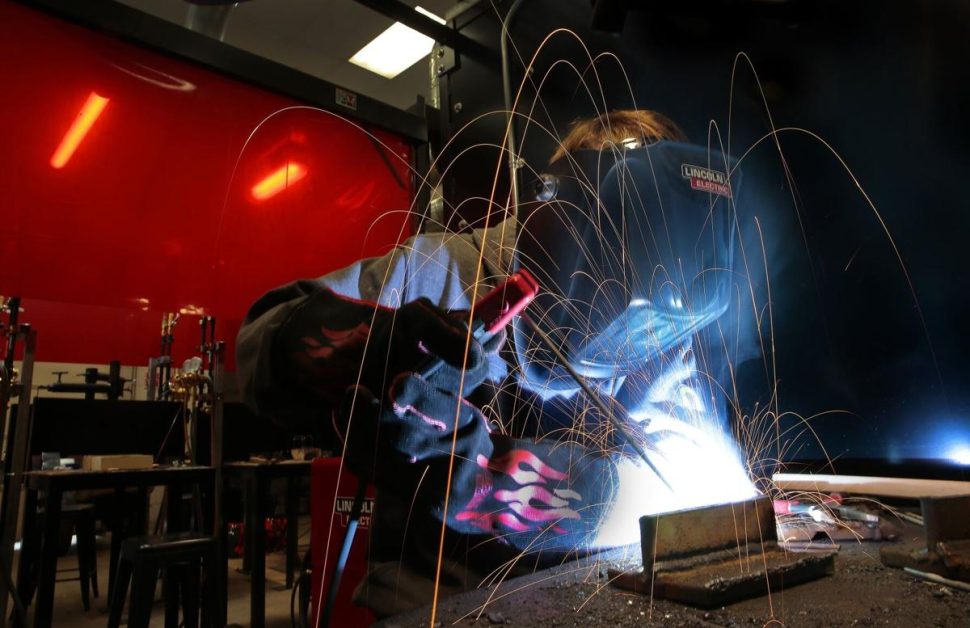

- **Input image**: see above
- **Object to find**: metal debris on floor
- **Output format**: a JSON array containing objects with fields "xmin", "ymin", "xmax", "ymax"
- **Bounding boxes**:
[
  {"xmin": 882, "ymin": 494, "xmax": 970, "ymax": 586},
  {"xmin": 774, "ymin": 493, "xmax": 899, "ymax": 545}
]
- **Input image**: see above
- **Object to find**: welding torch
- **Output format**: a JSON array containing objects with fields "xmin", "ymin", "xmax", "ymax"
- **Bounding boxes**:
[
  {"xmin": 516, "ymin": 312, "xmax": 674, "ymax": 492},
  {"xmin": 461, "ymin": 227, "xmax": 674, "ymax": 491},
  {"xmin": 418, "ymin": 270, "xmax": 540, "ymax": 379}
]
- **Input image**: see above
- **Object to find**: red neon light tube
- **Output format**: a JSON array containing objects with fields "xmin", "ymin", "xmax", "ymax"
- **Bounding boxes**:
[
  {"xmin": 50, "ymin": 92, "xmax": 110, "ymax": 169},
  {"xmin": 251, "ymin": 162, "xmax": 308, "ymax": 200}
]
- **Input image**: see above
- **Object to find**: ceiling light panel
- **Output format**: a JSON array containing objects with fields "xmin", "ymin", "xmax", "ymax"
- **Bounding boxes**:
[{"xmin": 349, "ymin": 6, "xmax": 445, "ymax": 79}]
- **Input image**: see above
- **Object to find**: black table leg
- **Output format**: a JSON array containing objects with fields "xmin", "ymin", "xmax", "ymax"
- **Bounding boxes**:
[
  {"xmin": 107, "ymin": 487, "xmax": 126, "ymax": 602},
  {"xmin": 285, "ymin": 477, "xmax": 299, "ymax": 589},
  {"xmin": 241, "ymin": 479, "xmax": 251, "ymax": 575},
  {"xmin": 204, "ymin": 474, "xmax": 225, "ymax": 628},
  {"xmin": 31, "ymin": 487, "xmax": 61, "ymax": 628},
  {"xmin": 216, "ymin": 517, "xmax": 229, "ymax": 628},
  {"xmin": 249, "ymin": 476, "xmax": 266, "ymax": 628},
  {"xmin": 168, "ymin": 481, "xmax": 184, "ymax": 532},
  {"xmin": 202, "ymin": 479, "xmax": 214, "ymax": 535},
  {"xmin": 136, "ymin": 487, "xmax": 149, "ymax": 534},
  {"xmin": 13, "ymin": 489, "xmax": 38, "ymax": 626}
]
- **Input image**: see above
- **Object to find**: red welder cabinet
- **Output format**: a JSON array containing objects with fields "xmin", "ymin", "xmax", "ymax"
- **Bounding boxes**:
[{"xmin": 311, "ymin": 458, "xmax": 376, "ymax": 627}]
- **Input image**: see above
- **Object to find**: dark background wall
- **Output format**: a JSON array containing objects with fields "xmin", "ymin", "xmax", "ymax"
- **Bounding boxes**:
[{"xmin": 441, "ymin": 0, "xmax": 970, "ymax": 470}]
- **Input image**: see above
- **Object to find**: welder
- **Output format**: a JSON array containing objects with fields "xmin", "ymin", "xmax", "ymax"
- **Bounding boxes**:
[{"xmin": 236, "ymin": 109, "xmax": 746, "ymax": 617}]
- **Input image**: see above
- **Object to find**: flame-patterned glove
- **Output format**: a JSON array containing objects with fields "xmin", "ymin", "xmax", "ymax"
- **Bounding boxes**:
[{"xmin": 444, "ymin": 434, "xmax": 620, "ymax": 553}]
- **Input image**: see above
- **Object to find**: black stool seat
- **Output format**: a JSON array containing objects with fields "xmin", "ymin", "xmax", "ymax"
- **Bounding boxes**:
[
  {"xmin": 108, "ymin": 533, "xmax": 218, "ymax": 628},
  {"xmin": 121, "ymin": 533, "xmax": 216, "ymax": 559}
]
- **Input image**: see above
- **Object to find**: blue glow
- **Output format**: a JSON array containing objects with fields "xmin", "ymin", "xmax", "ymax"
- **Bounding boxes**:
[
  {"xmin": 872, "ymin": 418, "xmax": 970, "ymax": 464},
  {"xmin": 923, "ymin": 418, "xmax": 970, "ymax": 465},
  {"xmin": 947, "ymin": 443, "xmax": 970, "ymax": 466}
]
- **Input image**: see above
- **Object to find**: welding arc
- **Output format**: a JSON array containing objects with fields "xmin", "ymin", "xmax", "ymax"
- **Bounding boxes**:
[{"xmin": 518, "ymin": 313, "xmax": 674, "ymax": 492}]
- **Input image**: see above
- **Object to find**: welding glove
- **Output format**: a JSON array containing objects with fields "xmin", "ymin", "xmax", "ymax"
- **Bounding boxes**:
[
  {"xmin": 338, "ymin": 298, "xmax": 503, "ymax": 498},
  {"xmin": 444, "ymin": 434, "xmax": 622, "ymax": 553}
]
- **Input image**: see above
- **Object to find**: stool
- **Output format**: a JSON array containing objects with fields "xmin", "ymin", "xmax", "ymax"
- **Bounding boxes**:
[
  {"xmin": 22, "ymin": 503, "xmax": 99, "ymax": 611},
  {"xmin": 67, "ymin": 503, "xmax": 99, "ymax": 610},
  {"xmin": 107, "ymin": 533, "xmax": 218, "ymax": 628}
]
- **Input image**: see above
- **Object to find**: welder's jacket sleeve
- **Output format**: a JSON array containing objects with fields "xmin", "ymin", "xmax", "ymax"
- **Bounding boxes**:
[{"xmin": 235, "ymin": 223, "xmax": 515, "ymax": 430}]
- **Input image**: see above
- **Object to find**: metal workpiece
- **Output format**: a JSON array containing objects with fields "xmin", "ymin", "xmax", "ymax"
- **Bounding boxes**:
[
  {"xmin": 881, "ymin": 494, "xmax": 970, "ymax": 583},
  {"xmin": 610, "ymin": 496, "xmax": 837, "ymax": 608},
  {"xmin": 640, "ymin": 495, "xmax": 777, "ymax": 569}
]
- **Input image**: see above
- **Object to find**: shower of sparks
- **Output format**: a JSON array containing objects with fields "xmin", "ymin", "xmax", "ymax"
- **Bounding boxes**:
[{"xmin": 211, "ymin": 18, "xmax": 939, "ymax": 628}]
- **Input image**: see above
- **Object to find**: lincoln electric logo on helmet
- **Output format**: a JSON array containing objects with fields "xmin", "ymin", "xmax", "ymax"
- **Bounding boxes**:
[{"xmin": 681, "ymin": 164, "xmax": 732, "ymax": 199}]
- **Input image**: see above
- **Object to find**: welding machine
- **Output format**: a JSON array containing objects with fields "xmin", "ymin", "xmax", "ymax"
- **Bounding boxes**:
[{"xmin": 309, "ymin": 457, "xmax": 375, "ymax": 627}]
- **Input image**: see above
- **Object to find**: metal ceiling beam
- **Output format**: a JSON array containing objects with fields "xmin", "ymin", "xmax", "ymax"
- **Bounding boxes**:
[
  {"xmin": 352, "ymin": 0, "xmax": 499, "ymax": 65},
  {"xmin": 17, "ymin": 0, "xmax": 428, "ymax": 142}
]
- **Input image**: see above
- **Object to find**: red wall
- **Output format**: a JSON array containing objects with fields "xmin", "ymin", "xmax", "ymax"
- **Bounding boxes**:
[{"xmin": 0, "ymin": 1, "xmax": 414, "ymax": 367}]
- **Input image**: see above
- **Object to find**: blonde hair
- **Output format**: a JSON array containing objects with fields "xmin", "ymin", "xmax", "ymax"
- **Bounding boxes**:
[{"xmin": 549, "ymin": 109, "xmax": 687, "ymax": 164}]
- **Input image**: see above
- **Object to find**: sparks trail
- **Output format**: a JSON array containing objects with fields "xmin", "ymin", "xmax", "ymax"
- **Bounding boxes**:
[
  {"xmin": 216, "ymin": 21, "xmax": 924, "ymax": 626},
  {"xmin": 419, "ymin": 24, "xmax": 762, "ymax": 619}
]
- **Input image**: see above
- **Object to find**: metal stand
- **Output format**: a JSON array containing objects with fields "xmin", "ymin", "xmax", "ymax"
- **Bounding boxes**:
[
  {"xmin": 148, "ymin": 313, "xmax": 177, "ymax": 401},
  {"xmin": 164, "ymin": 314, "xmax": 226, "ymax": 626},
  {"xmin": 199, "ymin": 317, "xmax": 225, "ymax": 530},
  {"xmin": 209, "ymin": 343, "xmax": 227, "ymax": 628},
  {"xmin": 0, "ymin": 298, "xmax": 37, "ymax": 627},
  {"xmin": 200, "ymin": 317, "xmax": 227, "ymax": 627}
]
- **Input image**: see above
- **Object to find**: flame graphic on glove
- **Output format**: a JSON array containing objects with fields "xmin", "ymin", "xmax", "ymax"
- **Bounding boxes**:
[
  {"xmin": 455, "ymin": 449, "xmax": 581, "ymax": 535},
  {"xmin": 301, "ymin": 322, "xmax": 371, "ymax": 359}
]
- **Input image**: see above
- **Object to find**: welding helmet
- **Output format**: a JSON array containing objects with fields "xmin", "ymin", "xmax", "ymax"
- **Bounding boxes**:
[{"xmin": 513, "ymin": 141, "xmax": 740, "ymax": 395}]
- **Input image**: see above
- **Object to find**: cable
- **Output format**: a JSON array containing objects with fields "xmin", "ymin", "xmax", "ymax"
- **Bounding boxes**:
[
  {"xmin": 318, "ymin": 478, "xmax": 367, "ymax": 627},
  {"xmin": 501, "ymin": 0, "xmax": 527, "ymax": 220},
  {"xmin": 290, "ymin": 569, "xmax": 302, "ymax": 628},
  {"xmin": 154, "ymin": 405, "xmax": 185, "ymax": 463},
  {"xmin": 291, "ymin": 549, "xmax": 313, "ymax": 628}
]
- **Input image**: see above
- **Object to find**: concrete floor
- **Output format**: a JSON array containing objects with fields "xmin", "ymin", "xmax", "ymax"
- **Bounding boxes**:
[
  {"xmin": 15, "ymin": 531, "xmax": 307, "ymax": 627},
  {"xmin": 381, "ymin": 541, "xmax": 970, "ymax": 627}
]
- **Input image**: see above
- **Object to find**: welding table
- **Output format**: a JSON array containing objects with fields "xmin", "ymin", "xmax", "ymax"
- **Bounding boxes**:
[
  {"xmin": 223, "ymin": 459, "xmax": 311, "ymax": 628},
  {"xmin": 16, "ymin": 465, "xmax": 215, "ymax": 628}
]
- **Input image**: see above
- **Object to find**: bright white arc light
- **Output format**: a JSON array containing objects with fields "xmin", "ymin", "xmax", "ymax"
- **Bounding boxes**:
[
  {"xmin": 350, "ymin": 6, "xmax": 446, "ymax": 79},
  {"xmin": 948, "ymin": 444, "xmax": 970, "ymax": 465},
  {"xmin": 591, "ymin": 419, "xmax": 758, "ymax": 549}
]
